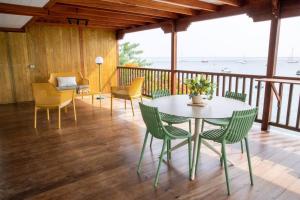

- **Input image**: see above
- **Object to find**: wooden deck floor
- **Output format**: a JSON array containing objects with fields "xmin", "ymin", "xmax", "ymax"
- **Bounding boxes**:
[{"xmin": 0, "ymin": 96, "xmax": 300, "ymax": 200}]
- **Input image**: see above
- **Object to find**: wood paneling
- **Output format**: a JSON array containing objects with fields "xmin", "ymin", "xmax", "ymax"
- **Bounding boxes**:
[
  {"xmin": 83, "ymin": 28, "xmax": 117, "ymax": 93},
  {"xmin": 0, "ymin": 24, "xmax": 117, "ymax": 104},
  {"xmin": 0, "ymin": 33, "xmax": 14, "ymax": 103}
]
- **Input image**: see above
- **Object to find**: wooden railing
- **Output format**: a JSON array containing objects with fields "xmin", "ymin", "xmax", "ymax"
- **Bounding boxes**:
[{"xmin": 117, "ymin": 66, "xmax": 300, "ymax": 132}]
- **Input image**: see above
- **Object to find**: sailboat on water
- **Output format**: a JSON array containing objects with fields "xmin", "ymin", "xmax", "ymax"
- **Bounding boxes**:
[{"xmin": 287, "ymin": 48, "xmax": 299, "ymax": 63}]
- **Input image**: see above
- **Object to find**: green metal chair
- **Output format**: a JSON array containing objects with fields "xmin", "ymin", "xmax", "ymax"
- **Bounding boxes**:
[
  {"xmin": 137, "ymin": 103, "xmax": 192, "ymax": 188},
  {"xmin": 196, "ymin": 108, "xmax": 257, "ymax": 195},
  {"xmin": 202, "ymin": 91, "xmax": 247, "ymax": 153},
  {"xmin": 150, "ymin": 90, "xmax": 192, "ymax": 151}
]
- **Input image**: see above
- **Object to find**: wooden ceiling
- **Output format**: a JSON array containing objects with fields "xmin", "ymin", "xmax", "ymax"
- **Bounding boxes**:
[{"xmin": 0, "ymin": 0, "xmax": 300, "ymax": 36}]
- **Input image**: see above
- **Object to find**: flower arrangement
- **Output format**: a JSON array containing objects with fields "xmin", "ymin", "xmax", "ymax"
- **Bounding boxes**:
[{"xmin": 184, "ymin": 75, "xmax": 215, "ymax": 103}]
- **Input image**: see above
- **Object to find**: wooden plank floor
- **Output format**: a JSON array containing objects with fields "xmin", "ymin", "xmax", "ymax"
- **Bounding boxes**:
[{"xmin": 0, "ymin": 96, "xmax": 300, "ymax": 200}]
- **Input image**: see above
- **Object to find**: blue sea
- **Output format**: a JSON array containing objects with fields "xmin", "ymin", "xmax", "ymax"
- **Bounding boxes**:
[{"xmin": 143, "ymin": 57, "xmax": 300, "ymax": 77}]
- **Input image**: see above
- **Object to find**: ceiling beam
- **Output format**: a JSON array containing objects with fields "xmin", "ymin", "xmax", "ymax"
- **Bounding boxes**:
[
  {"xmin": 43, "ymin": 15, "xmax": 146, "ymax": 27},
  {"xmin": 0, "ymin": 27, "xmax": 25, "ymax": 32},
  {"xmin": 156, "ymin": 0, "xmax": 218, "ymax": 11},
  {"xmin": 217, "ymin": 0, "xmax": 241, "ymax": 7},
  {"xmin": 51, "ymin": 4, "xmax": 160, "ymax": 23},
  {"xmin": 56, "ymin": 0, "xmax": 179, "ymax": 18},
  {"xmin": 96, "ymin": 0, "xmax": 198, "ymax": 15},
  {"xmin": 34, "ymin": 21, "xmax": 119, "ymax": 30},
  {"xmin": 0, "ymin": 3, "xmax": 48, "ymax": 16}
]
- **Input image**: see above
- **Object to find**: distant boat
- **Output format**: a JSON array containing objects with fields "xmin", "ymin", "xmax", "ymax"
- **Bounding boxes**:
[
  {"xmin": 287, "ymin": 48, "xmax": 299, "ymax": 63},
  {"xmin": 296, "ymin": 70, "xmax": 300, "ymax": 76},
  {"xmin": 221, "ymin": 67, "xmax": 231, "ymax": 73},
  {"xmin": 201, "ymin": 60, "xmax": 209, "ymax": 63},
  {"xmin": 236, "ymin": 60, "xmax": 247, "ymax": 64}
]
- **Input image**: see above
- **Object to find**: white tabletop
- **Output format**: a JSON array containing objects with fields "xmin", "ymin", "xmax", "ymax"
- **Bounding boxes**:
[{"xmin": 145, "ymin": 95, "xmax": 252, "ymax": 119}]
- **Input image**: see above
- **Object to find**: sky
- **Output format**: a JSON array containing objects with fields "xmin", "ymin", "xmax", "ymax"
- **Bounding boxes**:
[{"xmin": 120, "ymin": 14, "xmax": 300, "ymax": 58}]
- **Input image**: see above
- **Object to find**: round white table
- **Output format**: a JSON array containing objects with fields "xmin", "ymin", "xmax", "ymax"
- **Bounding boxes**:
[{"xmin": 145, "ymin": 95, "xmax": 252, "ymax": 180}]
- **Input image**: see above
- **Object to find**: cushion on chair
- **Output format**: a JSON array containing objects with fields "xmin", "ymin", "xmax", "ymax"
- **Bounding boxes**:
[{"xmin": 57, "ymin": 77, "xmax": 77, "ymax": 88}]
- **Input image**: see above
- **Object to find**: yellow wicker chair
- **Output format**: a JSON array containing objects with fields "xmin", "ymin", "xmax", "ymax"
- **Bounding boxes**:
[
  {"xmin": 111, "ymin": 77, "xmax": 144, "ymax": 116},
  {"xmin": 32, "ymin": 83, "xmax": 77, "ymax": 129},
  {"xmin": 48, "ymin": 72, "xmax": 97, "ymax": 104}
]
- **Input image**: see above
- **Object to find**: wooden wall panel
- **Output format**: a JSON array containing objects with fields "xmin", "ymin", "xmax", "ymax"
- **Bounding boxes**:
[
  {"xmin": 0, "ymin": 25, "xmax": 117, "ymax": 104},
  {"xmin": 0, "ymin": 33, "xmax": 14, "ymax": 103},
  {"xmin": 83, "ymin": 28, "xmax": 117, "ymax": 93},
  {"xmin": 7, "ymin": 32, "xmax": 32, "ymax": 102}
]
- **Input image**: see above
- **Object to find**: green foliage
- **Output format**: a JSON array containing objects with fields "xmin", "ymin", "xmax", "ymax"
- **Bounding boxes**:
[
  {"xmin": 119, "ymin": 42, "xmax": 152, "ymax": 67},
  {"xmin": 184, "ymin": 75, "xmax": 216, "ymax": 98}
]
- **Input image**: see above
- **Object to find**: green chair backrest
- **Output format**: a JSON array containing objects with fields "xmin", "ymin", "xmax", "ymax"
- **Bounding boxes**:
[
  {"xmin": 151, "ymin": 90, "xmax": 171, "ymax": 99},
  {"xmin": 225, "ymin": 91, "xmax": 247, "ymax": 102},
  {"xmin": 224, "ymin": 108, "xmax": 258, "ymax": 144},
  {"xmin": 139, "ymin": 103, "xmax": 166, "ymax": 139}
]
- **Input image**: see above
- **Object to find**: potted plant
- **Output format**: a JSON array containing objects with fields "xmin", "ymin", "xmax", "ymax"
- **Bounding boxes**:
[{"xmin": 184, "ymin": 75, "xmax": 215, "ymax": 104}]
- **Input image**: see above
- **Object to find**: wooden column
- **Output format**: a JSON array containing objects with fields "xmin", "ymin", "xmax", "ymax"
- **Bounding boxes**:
[
  {"xmin": 261, "ymin": 0, "xmax": 281, "ymax": 131},
  {"xmin": 170, "ymin": 27, "xmax": 177, "ymax": 95}
]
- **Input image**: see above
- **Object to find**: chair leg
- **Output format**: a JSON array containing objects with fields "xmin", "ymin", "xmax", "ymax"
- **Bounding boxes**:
[
  {"xmin": 150, "ymin": 135, "xmax": 154, "ymax": 148},
  {"xmin": 130, "ymin": 99, "xmax": 135, "ymax": 116},
  {"xmin": 110, "ymin": 96, "xmax": 113, "ymax": 116},
  {"xmin": 137, "ymin": 131, "xmax": 149, "ymax": 174},
  {"xmin": 188, "ymin": 137, "xmax": 192, "ymax": 178},
  {"xmin": 240, "ymin": 140, "xmax": 244, "ymax": 154},
  {"xmin": 34, "ymin": 106, "xmax": 37, "ymax": 128},
  {"xmin": 124, "ymin": 99, "xmax": 126, "ymax": 110},
  {"xmin": 167, "ymin": 140, "xmax": 171, "ymax": 160},
  {"xmin": 73, "ymin": 99, "xmax": 77, "ymax": 121},
  {"xmin": 222, "ymin": 141, "xmax": 231, "ymax": 195},
  {"xmin": 195, "ymin": 137, "xmax": 202, "ymax": 173},
  {"xmin": 58, "ymin": 107, "xmax": 61, "ymax": 129},
  {"xmin": 201, "ymin": 120, "xmax": 205, "ymax": 132},
  {"xmin": 244, "ymin": 137, "xmax": 254, "ymax": 185},
  {"xmin": 154, "ymin": 138, "xmax": 167, "ymax": 188},
  {"xmin": 92, "ymin": 95, "xmax": 94, "ymax": 105},
  {"xmin": 47, "ymin": 108, "xmax": 50, "ymax": 121},
  {"xmin": 189, "ymin": 119, "xmax": 192, "ymax": 133}
]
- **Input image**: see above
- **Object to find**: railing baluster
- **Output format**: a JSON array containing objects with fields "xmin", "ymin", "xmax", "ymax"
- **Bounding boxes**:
[
  {"xmin": 286, "ymin": 83, "xmax": 294, "ymax": 126},
  {"xmin": 296, "ymin": 96, "xmax": 300, "ymax": 129},
  {"xmin": 177, "ymin": 72, "xmax": 180, "ymax": 94},
  {"xmin": 181, "ymin": 72, "xmax": 184, "ymax": 94},
  {"xmin": 256, "ymin": 81, "xmax": 261, "ymax": 116},
  {"xmin": 242, "ymin": 77, "xmax": 246, "ymax": 94},
  {"xmin": 249, "ymin": 78, "xmax": 254, "ymax": 105},
  {"xmin": 216, "ymin": 75, "xmax": 220, "ymax": 96},
  {"xmin": 235, "ymin": 76, "xmax": 239, "ymax": 93},
  {"xmin": 276, "ymin": 83, "xmax": 283, "ymax": 124},
  {"xmin": 229, "ymin": 76, "xmax": 232, "ymax": 92},
  {"xmin": 222, "ymin": 76, "xmax": 226, "ymax": 96}
]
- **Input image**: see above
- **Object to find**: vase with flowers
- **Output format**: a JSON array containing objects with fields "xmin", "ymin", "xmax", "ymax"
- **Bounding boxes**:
[{"xmin": 184, "ymin": 75, "xmax": 215, "ymax": 104}]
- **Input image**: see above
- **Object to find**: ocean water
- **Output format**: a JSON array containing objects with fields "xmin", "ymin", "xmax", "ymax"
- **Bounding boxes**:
[
  {"xmin": 144, "ymin": 57, "xmax": 300, "ymax": 77},
  {"xmin": 140, "ymin": 57, "xmax": 300, "ymax": 133}
]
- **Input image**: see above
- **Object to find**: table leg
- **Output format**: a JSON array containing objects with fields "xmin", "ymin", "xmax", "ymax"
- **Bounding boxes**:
[{"xmin": 190, "ymin": 118, "xmax": 201, "ymax": 180}]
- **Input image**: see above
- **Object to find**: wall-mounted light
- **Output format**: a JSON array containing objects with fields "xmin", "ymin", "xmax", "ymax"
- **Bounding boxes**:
[{"xmin": 67, "ymin": 18, "xmax": 89, "ymax": 26}]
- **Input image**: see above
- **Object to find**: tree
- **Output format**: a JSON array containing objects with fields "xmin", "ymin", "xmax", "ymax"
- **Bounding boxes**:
[{"xmin": 119, "ymin": 42, "xmax": 152, "ymax": 67}]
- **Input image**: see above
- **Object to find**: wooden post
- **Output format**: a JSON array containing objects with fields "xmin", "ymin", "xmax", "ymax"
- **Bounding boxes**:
[
  {"xmin": 170, "ymin": 24, "xmax": 177, "ymax": 95},
  {"xmin": 261, "ymin": 0, "xmax": 281, "ymax": 131}
]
